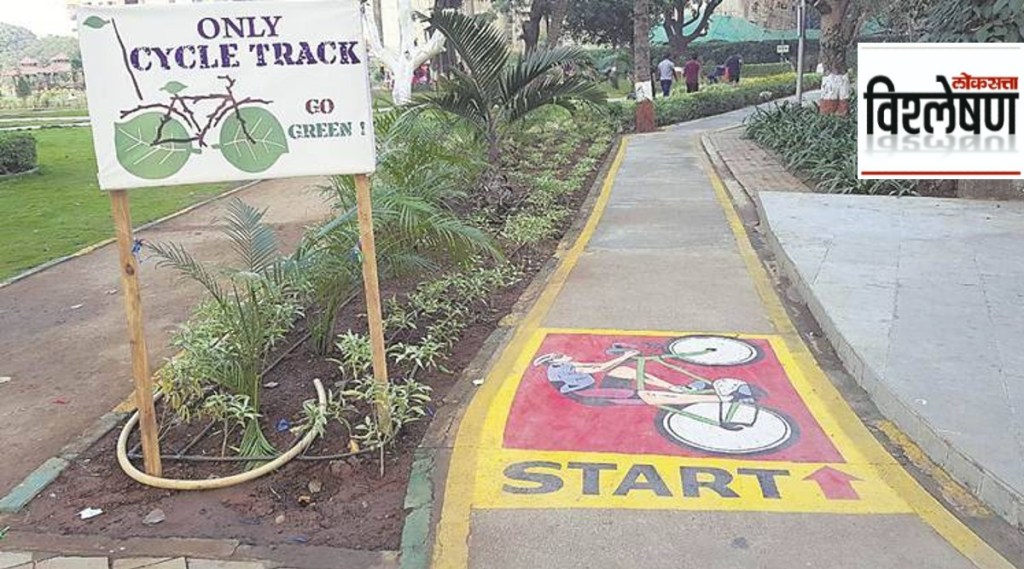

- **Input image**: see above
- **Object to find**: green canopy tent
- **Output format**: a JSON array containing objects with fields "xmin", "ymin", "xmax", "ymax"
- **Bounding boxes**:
[
  {"xmin": 651, "ymin": 14, "xmax": 821, "ymax": 45},
  {"xmin": 650, "ymin": 13, "xmax": 886, "ymax": 45}
]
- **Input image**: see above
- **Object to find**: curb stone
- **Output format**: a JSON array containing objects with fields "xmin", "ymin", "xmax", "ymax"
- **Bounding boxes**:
[
  {"xmin": 0, "ymin": 532, "xmax": 398, "ymax": 569},
  {"xmin": 700, "ymin": 130, "xmax": 1024, "ymax": 531},
  {"xmin": 0, "ymin": 167, "xmax": 40, "ymax": 181},
  {"xmin": 398, "ymin": 450, "xmax": 433, "ymax": 569},
  {"xmin": 0, "ymin": 410, "xmax": 127, "ymax": 513}
]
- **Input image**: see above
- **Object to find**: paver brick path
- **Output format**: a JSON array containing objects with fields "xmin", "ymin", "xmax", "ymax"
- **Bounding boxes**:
[{"xmin": 707, "ymin": 127, "xmax": 810, "ymax": 193}]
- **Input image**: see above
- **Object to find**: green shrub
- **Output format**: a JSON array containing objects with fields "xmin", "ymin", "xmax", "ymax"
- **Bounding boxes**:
[
  {"xmin": 697, "ymin": 39, "xmax": 820, "ymax": 68},
  {"xmin": 743, "ymin": 100, "xmax": 915, "ymax": 196},
  {"xmin": 609, "ymin": 73, "xmax": 821, "ymax": 129},
  {"xmin": 501, "ymin": 208, "xmax": 568, "ymax": 246},
  {"xmin": 743, "ymin": 62, "xmax": 793, "ymax": 78},
  {"xmin": 0, "ymin": 134, "xmax": 37, "ymax": 175}
]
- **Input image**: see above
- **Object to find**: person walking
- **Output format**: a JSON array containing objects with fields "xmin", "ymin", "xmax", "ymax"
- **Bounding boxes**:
[
  {"xmin": 725, "ymin": 54, "xmax": 742, "ymax": 84},
  {"xmin": 683, "ymin": 53, "xmax": 701, "ymax": 93},
  {"xmin": 657, "ymin": 54, "xmax": 677, "ymax": 97}
]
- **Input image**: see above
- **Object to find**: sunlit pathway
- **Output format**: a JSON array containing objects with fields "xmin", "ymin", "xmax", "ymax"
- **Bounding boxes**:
[{"xmin": 428, "ymin": 108, "xmax": 1017, "ymax": 568}]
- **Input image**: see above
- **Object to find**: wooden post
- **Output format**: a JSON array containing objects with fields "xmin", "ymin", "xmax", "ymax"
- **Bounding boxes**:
[
  {"xmin": 354, "ymin": 174, "xmax": 392, "ymax": 438},
  {"xmin": 109, "ymin": 190, "xmax": 162, "ymax": 476}
]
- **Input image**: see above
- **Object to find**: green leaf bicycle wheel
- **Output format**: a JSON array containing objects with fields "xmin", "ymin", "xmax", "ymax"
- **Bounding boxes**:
[
  {"xmin": 114, "ymin": 112, "xmax": 193, "ymax": 180},
  {"xmin": 218, "ymin": 106, "xmax": 289, "ymax": 173}
]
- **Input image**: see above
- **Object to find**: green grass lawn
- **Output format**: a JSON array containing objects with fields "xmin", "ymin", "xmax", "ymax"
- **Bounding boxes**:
[
  {"xmin": 0, "ymin": 127, "xmax": 234, "ymax": 280},
  {"xmin": 0, "ymin": 108, "xmax": 89, "ymax": 119},
  {"xmin": 0, "ymin": 120, "xmax": 89, "ymax": 130}
]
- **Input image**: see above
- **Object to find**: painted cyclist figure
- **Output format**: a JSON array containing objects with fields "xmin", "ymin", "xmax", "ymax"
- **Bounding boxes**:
[{"xmin": 533, "ymin": 348, "xmax": 755, "ymax": 408}]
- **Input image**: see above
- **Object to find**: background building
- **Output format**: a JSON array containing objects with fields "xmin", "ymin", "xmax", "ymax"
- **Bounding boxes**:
[{"xmin": 747, "ymin": 0, "xmax": 797, "ymax": 30}]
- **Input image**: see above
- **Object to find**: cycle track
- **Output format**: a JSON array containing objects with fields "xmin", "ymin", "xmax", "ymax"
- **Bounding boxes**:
[{"xmin": 431, "ymin": 120, "xmax": 1017, "ymax": 568}]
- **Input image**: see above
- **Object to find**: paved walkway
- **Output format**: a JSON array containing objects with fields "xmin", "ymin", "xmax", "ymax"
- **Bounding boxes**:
[
  {"xmin": 0, "ymin": 178, "xmax": 332, "ymax": 497},
  {"xmin": 0, "ymin": 536, "xmax": 395, "ymax": 569},
  {"xmin": 705, "ymin": 126, "xmax": 1024, "ymax": 532},
  {"xmin": 428, "ymin": 110, "xmax": 1020, "ymax": 568},
  {"xmin": 706, "ymin": 127, "xmax": 811, "ymax": 193},
  {"xmin": 759, "ymin": 192, "xmax": 1024, "ymax": 529}
]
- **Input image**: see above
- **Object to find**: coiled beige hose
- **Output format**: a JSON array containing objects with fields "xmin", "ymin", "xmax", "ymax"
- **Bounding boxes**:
[{"xmin": 116, "ymin": 379, "xmax": 326, "ymax": 490}]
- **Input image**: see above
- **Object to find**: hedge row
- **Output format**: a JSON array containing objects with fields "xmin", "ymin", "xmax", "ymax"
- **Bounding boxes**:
[
  {"xmin": 697, "ymin": 39, "xmax": 821, "ymax": 69},
  {"xmin": 0, "ymin": 134, "xmax": 38, "ymax": 176},
  {"xmin": 608, "ymin": 73, "xmax": 822, "ymax": 129},
  {"xmin": 742, "ymin": 62, "xmax": 794, "ymax": 78}
]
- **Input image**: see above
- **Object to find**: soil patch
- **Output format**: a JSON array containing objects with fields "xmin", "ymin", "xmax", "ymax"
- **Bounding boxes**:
[{"xmin": 5, "ymin": 134, "xmax": 615, "ymax": 550}]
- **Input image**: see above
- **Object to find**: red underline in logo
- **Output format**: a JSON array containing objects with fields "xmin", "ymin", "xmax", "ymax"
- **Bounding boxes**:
[{"xmin": 860, "ymin": 171, "xmax": 1021, "ymax": 176}]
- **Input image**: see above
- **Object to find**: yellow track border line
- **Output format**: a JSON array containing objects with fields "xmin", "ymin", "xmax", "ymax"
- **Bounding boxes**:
[
  {"xmin": 431, "ymin": 138, "xmax": 628, "ymax": 568},
  {"xmin": 433, "ymin": 131, "xmax": 1011, "ymax": 568},
  {"xmin": 697, "ymin": 140, "xmax": 1013, "ymax": 569}
]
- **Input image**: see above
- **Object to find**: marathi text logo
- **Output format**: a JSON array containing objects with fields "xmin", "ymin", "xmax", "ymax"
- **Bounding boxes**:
[{"xmin": 864, "ymin": 73, "xmax": 1019, "ymax": 136}]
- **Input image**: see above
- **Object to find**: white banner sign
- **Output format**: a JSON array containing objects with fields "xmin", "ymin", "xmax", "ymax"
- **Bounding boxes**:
[{"xmin": 78, "ymin": 0, "xmax": 376, "ymax": 190}]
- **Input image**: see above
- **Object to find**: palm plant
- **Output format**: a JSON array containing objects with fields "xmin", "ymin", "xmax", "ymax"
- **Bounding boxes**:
[
  {"xmin": 593, "ymin": 49, "xmax": 632, "ymax": 90},
  {"xmin": 408, "ymin": 10, "xmax": 606, "ymax": 164},
  {"xmin": 306, "ymin": 109, "xmax": 500, "ymax": 354},
  {"xmin": 150, "ymin": 199, "xmax": 305, "ymax": 459}
]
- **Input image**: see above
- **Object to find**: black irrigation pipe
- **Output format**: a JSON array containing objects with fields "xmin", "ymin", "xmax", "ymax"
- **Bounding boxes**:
[
  {"xmin": 128, "ymin": 416, "xmax": 177, "ymax": 457},
  {"xmin": 135, "ymin": 291, "xmax": 361, "ymax": 463},
  {"xmin": 174, "ymin": 421, "xmax": 216, "ymax": 457},
  {"xmin": 127, "ymin": 140, "xmax": 603, "ymax": 468},
  {"xmin": 146, "ymin": 237, "xmax": 546, "ymax": 466}
]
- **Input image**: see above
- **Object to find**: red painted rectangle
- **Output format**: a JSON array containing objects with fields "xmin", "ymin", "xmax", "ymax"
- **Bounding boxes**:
[{"xmin": 503, "ymin": 333, "xmax": 844, "ymax": 463}]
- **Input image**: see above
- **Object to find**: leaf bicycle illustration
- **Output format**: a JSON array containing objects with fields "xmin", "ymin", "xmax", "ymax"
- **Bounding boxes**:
[
  {"xmin": 115, "ymin": 75, "xmax": 288, "ymax": 179},
  {"xmin": 83, "ymin": 15, "xmax": 288, "ymax": 180},
  {"xmin": 535, "ymin": 335, "xmax": 797, "ymax": 456}
]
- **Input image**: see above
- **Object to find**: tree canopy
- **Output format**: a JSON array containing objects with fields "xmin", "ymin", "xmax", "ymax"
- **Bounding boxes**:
[
  {"xmin": 0, "ymin": 22, "xmax": 79, "ymax": 70},
  {"xmin": 924, "ymin": 0, "xmax": 1024, "ymax": 42},
  {"xmin": 563, "ymin": 0, "xmax": 725, "ymax": 55},
  {"xmin": 565, "ymin": 0, "xmax": 637, "ymax": 48},
  {"xmin": 0, "ymin": 22, "xmax": 37, "ymax": 67}
]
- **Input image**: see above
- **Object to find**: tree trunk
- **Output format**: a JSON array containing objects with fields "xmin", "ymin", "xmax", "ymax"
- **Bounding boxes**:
[
  {"xmin": 817, "ymin": 0, "xmax": 861, "ymax": 115},
  {"xmin": 546, "ymin": 0, "xmax": 569, "ymax": 47},
  {"xmin": 434, "ymin": 0, "xmax": 463, "ymax": 75},
  {"xmin": 391, "ymin": 59, "xmax": 416, "ymax": 104},
  {"xmin": 667, "ymin": 34, "xmax": 688, "ymax": 58},
  {"xmin": 373, "ymin": 0, "xmax": 384, "ymax": 40},
  {"xmin": 660, "ymin": 1, "xmax": 722, "ymax": 58},
  {"xmin": 362, "ymin": 0, "xmax": 446, "ymax": 105},
  {"xmin": 523, "ymin": 0, "xmax": 547, "ymax": 52},
  {"xmin": 634, "ymin": 0, "xmax": 655, "ymax": 133},
  {"xmin": 504, "ymin": 11, "xmax": 515, "ymax": 44}
]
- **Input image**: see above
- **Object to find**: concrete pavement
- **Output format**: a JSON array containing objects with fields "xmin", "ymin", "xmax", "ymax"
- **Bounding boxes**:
[
  {"xmin": 0, "ymin": 178, "xmax": 331, "ymax": 498},
  {"xmin": 427, "ymin": 110, "xmax": 1021, "ymax": 568},
  {"xmin": 760, "ymin": 192, "xmax": 1024, "ymax": 529}
]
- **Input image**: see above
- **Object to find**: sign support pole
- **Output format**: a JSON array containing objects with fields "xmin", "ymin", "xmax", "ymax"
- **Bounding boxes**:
[
  {"xmin": 796, "ymin": 0, "xmax": 807, "ymax": 104},
  {"xmin": 354, "ymin": 173, "xmax": 392, "ymax": 438},
  {"xmin": 109, "ymin": 190, "xmax": 162, "ymax": 476}
]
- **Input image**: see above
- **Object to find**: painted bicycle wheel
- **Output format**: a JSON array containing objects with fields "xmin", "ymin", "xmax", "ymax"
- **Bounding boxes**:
[
  {"xmin": 667, "ymin": 335, "xmax": 761, "ymax": 366},
  {"xmin": 219, "ymin": 106, "xmax": 289, "ymax": 173},
  {"xmin": 657, "ymin": 403, "xmax": 795, "ymax": 455}
]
